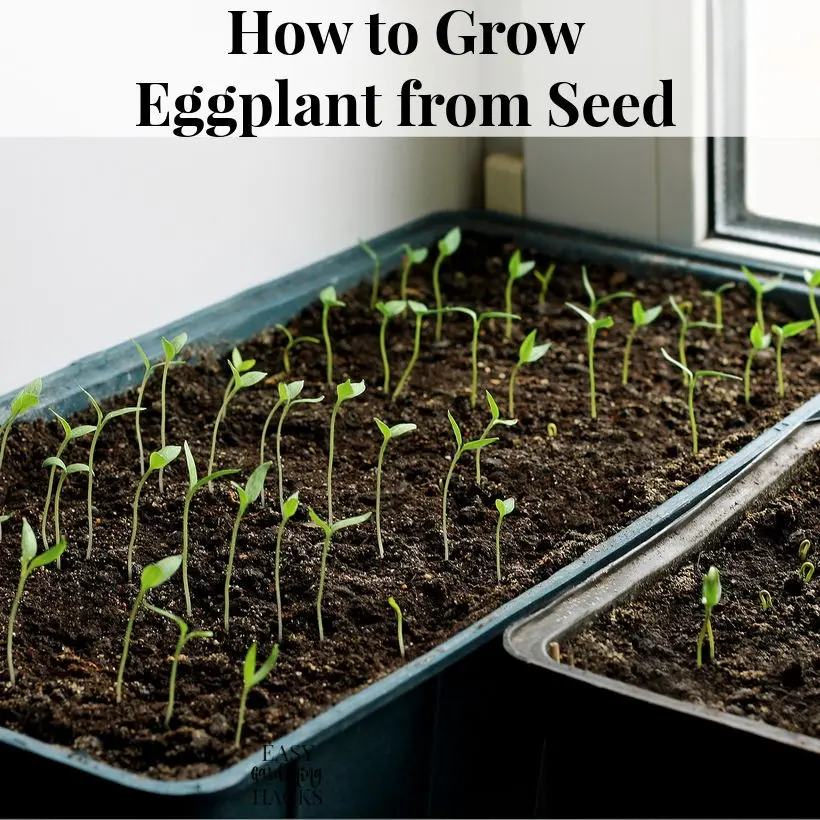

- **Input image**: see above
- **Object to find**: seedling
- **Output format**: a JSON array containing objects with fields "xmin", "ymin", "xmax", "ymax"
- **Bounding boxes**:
[
  {"xmin": 759, "ymin": 590, "xmax": 773, "ymax": 612},
  {"xmin": 327, "ymin": 380, "xmax": 366, "ymax": 525},
  {"xmin": 275, "ymin": 325, "xmax": 320, "ymax": 375},
  {"xmin": 144, "ymin": 603, "xmax": 213, "ymax": 727},
  {"xmin": 127, "ymin": 446, "xmax": 181, "ymax": 581},
  {"xmin": 547, "ymin": 423, "xmax": 558, "ymax": 437},
  {"xmin": 432, "ymin": 227, "xmax": 462, "ymax": 341},
  {"xmin": 6, "ymin": 519, "xmax": 65, "ymax": 685},
  {"xmin": 224, "ymin": 462, "xmax": 271, "ymax": 632},
  {"xmin": 319, "ymin": 286, "xmax": 346, "ymax": 387},
  {"xmin": 804, "ymin": 270, "xmax": 820, "ymax": 341},
  {"xmin": 743, "ymin": 323, "xmax": 771, "ymax": 404},
  {"xmin": 373, "ymin": 419, "xmax": 417, "ymax": 557},
  {"xmin": 534, "ymin": 263, "xmax": 557, "ymax": 305},
  {"xmin": 274, "ymin": 492, "xmax": 300, "ymax": 642},
  {"xmin": 442, "ymin": 412, "xmax": 498, "ymax": 561},
  {"xmin": 476, "ymin": 391, "xmax": 517, "ymax": 485},
  {"xmin": 81, "ymin": 389, "xmax": 142, "ymax": 560},
  {"xmin": 387, "ymin": 597, "xmax": 405, "ymax": 660},
  {"xmin": 661, "ymin": 349, "xmax": 742, "ymax": 455},
  {"xmin": 696, "ymin": 566, "xmax": 722, "ymax": 668},
  {"xmin": 399, "ymin": 244, "xmax": 429, "ymax": 300},
  {"xmin": 509, "ymin": 330, "xmax": 551, "ymax": 416},
  {"xmin": 359, "ymin": 239, "xmax": 381, "ymax": 309},
  {"xmin": 235, "ymin": 643, "xmax": 279, "ymax": 748},
  {"xmin": 181, "ymin": 441, "xmax": 239, "ymax": 617},
  {"xmin": 115, "ymin": 554, "xmax": 181, "ymax": 703},
  {"xmin": 0, "ymin": 378, "xmax": 42, "ymax": 475},
  {"xmin": 505, "ymin": 250, "xmax": 536, "ymax": 338},
  {"xmin": 622, "ymin": 300, "xmax": 662, "ymax": 385},
  {"xmin": 41, "ymin": 411, "xmax": 95, "ymax": 549},
  {"xmin": 703, "ymin": 283, "xmax": 735, "ymax": 334},
  {"xmin": 742, "ymin": 266, "xmax": 783, "ymax": 332},
  {"xmin": 799, "ymin": 538, "xmax": 811, "ymax": 563},
  {"xmin": 799, "ymin": 561, "xmax": 816, "ymax": 583},
  {"xmin": 375, "ymin": 301, "xmax": 408, "ymax": 392},
  {"xmin": 41, "ymin": 458, "xmax": 89, "ymax": 569},
  {"xmin": 391, "ymin": 302, "xmax": 446, "ymax": 402},
  {"xmin": 308, "ymin": 508, "xmax": 372, "ymax": 641},
  {"xmin": 207, "ymin": 349, "xmax": 267, "ymax": 484},
  {"xmin": 581, "ymin": 266, "xmax": 633, "ymax": 316},
  {"xmin": 494, "ymin": 497, "xmax": 515, "ymax": 583},
  {"xmin": 668, "ymin": 296, "xmax": 722, "ymax": 385},
  {"xmin": 158, "ymin": 333, "xmax": 187, "ymax": 494},
  {"xmin": 565, "ymin": 304, "xmax": 614, "ymax": 420},
  {"xmin": 772, "ymin": 320, "xmax": 813, "ymax": 398}
]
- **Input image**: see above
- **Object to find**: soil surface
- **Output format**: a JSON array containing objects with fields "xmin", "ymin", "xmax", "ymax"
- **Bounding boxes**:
[
  {"xmin": 570, "ymin": 448, "xmax": 820, "ymax": 739},
  {"xmin": 0, "ymin": 231, "xmax": 817, "ymax": 780}
]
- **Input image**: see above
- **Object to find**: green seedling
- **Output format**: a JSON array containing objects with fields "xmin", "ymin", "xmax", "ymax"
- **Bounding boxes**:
[
  {"xmin": 41, "ymin": 411, "xmax": 95, "ymax": 549},
  {"xmin": 41, "ymin": 458, "xmax": 89, "ymax": 569},
  {"xmin": 799, "ymin": 561, "xmax": 816, "ymax": 583},
  {"xmin": 7, "ymin": 519, "xmax": 65, "ymax": 685},
  {"xmin": 505, "ymin": 250, "xmax": 536, "ymax": 338},
  {"xmin": 127, "ymin": 446, "xmax": 181, "ymax": 582},
  {"xmin": 81, "ymin": 389, "xmax": 142, "ymax": 560},
  {"xmin": 158, "ymin": 333, "xmax": 187, "ymax": 494},
  {"xmin": 0, "ymin": 378, "xmax": 42, "ymax": 475},
  {"xmin": 759, "ymin": 589, "xmax": 773, "ymax": 612},
  {"xmin": 320, "ymin": 286, "xmax": 346, "ymax": 387},
  {"xmin": 224, "ymin": 462, "xmax": 271, "ymax": 632},
  {"xmin": 432, "ymin": 227, "xmax": 462, "ymax": 341},
  {"xmin": 742, "ymin": 266, "xmax": 783, "ymax": 332},
  {"xmin": 534, "ymin": 263, "xmax": 557, "ymax": 305},
  {"xmin": 373, "ymin": 419, "xmax": 417, "ymax": 558},
  {"xmin": 703, "ymin": 283, "xmax": 735, "ymax": 334},
  {"xmin": 399, "ymin": 244, "xmax": 429, "ymax": 301},
  {"xmin": 772, "ymin": 320, "xmax": 814, "ymax": 398},
  {"xmin": 235, "ymin": 643, "xmax": 279, "ymax": 748},
  {"xmin": 275, "ymin": 325, "xmax": 320, "ymax": 375},
  {"xmin": 182, "ymin": 441, "xmax": 239, "ymax": 617},
  {"xmin": 668, "ymin": 296, "xmax": 722, "ymax": 385},
  {"xmin": 581, "ymin": 266, "xmax": 634, "ymax": 316},
  {"xmin": 327, "ymin": 380, "xmax": 366, "ymax": 525},
  {"xmin": 804, "ymin": 270, "xmax": 820, "ymax": 341},
  {"xmin": 743, "ymin": 323, "xmax": 771, "ymax": 404},
  {"xmin": 387, "ymin": 596, "xmax": 405, "ymax": 660},
  {"xmin": 360, "ymin": 239, "xmax": 381, "ymax": 309},
  {"xmin": 0, "ymin": 513, "xmax": 10, "ymax": 541},
  {"xmin": 274, "ymin": 492, "xmax": 300, "ymax": 642},
  {"xmin": 565, "ymin": 304, "xmax": 614, "ymax": 420},
  {"xmin": 622, "ymin": 300, "xmax": 663, "ymax": 385},
  {"xmin": 547, "ymin": 422, "xmax": 558, "ymax": 437},
  {"xmin": 509, "ymin": 330, "xmax": 551, "ymax": 417},
  {"xmin": 376, "ymin": 301, "xmax": 408, "ymax": 392},
  {"xmin": 476, "ymin": 391, "xmax": 517, "ymax": 485},
  {"xmin": 799, "ymin": 538, "xmax": 811, "ymax": 563},
  {"xmin": 260, "ymin": 380, "xmax": 324, "ymax": 508},
  {"xmin": 308, "ymin": 508, "xmax": 372, "ymax": 641},
  {"xmin": 442, "ymin": 412, "xmax": 498, "ymax": 561},
  {"xmin": 494, "ymin": 497, "xmax": 515, "ymax": 583},
  {"xmin": 116, "ymin": 554, "xmax": 181, "ymax": 703},
  {"xmin": 696, "ymin": 566, "xmax": 722, "ymax": 668},
  {"xmin": 661, "ymin": 349, "xmax": 742, "ymax": 456},
  {"xmin": 144, "ymin": 603, "xmax": 212, "ymax": 727},
  {"xmin": 391, "ymin": 302, "xmax": 446, "ymax": 402}
]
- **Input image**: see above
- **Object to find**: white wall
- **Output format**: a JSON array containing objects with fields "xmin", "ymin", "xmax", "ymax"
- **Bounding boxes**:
[{"xmin": 0, "ymin": 138, "xmax": 481, "ymax": 395}]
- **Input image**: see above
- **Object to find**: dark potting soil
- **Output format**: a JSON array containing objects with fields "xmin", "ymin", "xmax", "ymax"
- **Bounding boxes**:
[
  {"xmin": 569, "ymin": 447, "xmax": 820, "ymax": 739},
  {"xmin": 0, "ymin": 232, "xmax": 818, "ymax": 781}
]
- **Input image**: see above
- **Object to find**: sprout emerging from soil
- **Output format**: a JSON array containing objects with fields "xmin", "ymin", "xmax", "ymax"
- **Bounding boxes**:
[
  {"xmin": 442, "ymin": 412, "xmax": 498, "ymax": 561},
  {"xmin": 374, "ymin": 419, "xmax": 417, "ymax": 558},
  {"xmin": 534, "ymin": 263, "xmax": 557, "ymax": 306},
  {"xmin": 432, "ymin": 227, "xmax": 462, "ymax": 341},
  {"xmin": 116, "ymin": 554, "xmax": 182, "ymax": 703},
  {"xmin": 182, "ymin": 441, "xmax": 239, "ymax": 618},
  {"xmin": 565, "ymin": 304, "xmax": 614, "ymax": 421},
  {"xmin": 505, "ymin": 250, "xmax": 535, "ymax": 339},
  {"xmin": 772, "ymin": 320, "xmax": 814, "ymax": 398},
  {"xmin": 41, "ymin": 458, "xmax": 89, "ymax": 569},
  {"xmin": 392, "ymin": 302, "xmax": 446, "ymax": 402},
  {"xmin": 744, "ymin": 322, "xmax": 772, "ymax": 404},
  {"xmin": 509, "ymin": 330, "xmax": 551, "ymax": 417},
  {"xmin": 274, "ymin": 492, "xmax": 300, "ymax": 642},
  {"xmin": 144, "ymin": 603, "xmax": 212, "ymax": 728},
  {"xmin": 799, "ymin": 561, "xmax": 815, "ymax": 583},
  {"xmin": 696, "ymin": 566, "xmax": 722, "ymax": 668},
  {"xmin": 668, "ymin": 296, "xmax": 722, "ymax": 386},
  {"xmin": 799, "ymin": 538, "xmax": 811, "ymax": 563},
  {"xmin": 327, "ymin": 380, "xmax": 366, "ymax": 525},
  {"xmin": 661, "ymin": 349, "xmax": 742, "ymax": 456},
  {"xmin": 742, "ymin": 267, "xmax": 783, "ymax": 332},
  {"xmin": 804, "ymin": 270, "xmax": 820, "ymax": 342},
  {"xmin": 359, "ymin": 239, "xmax": 382, "ymax": 310},
  {"xmin": 275, "ymin": 325, "xmax": 320, "ymax": 375},
  {"xmin": 547, "ymin": 423, "xmax": 558, "ymax": 438},
  {"xmin": 622, "ymin": 300, "xmax": 662, "ymax": 385},
  {"xmin": 702, "ymin": 283, "xmax": 735, "ymax": 335},
  {"xmin": 224, "ymin": 462, "xmax": 271, "ymax": 632},
  {"xmin": 581, "ymin": 266, "xmax": 634, "ymax": 316},
  {"xmin": 6, "ymin": 519, "xmax": 65, "ymax": 686},
  {"xmin": 0, "ymin": 378, "xmax": 42, "ymax": 476},
  {"xmin": 494, "ymin": 497, "xmax": 515, "ymax": 583},
  {"xmin": 399, "ymin": 245, "xmax": 429, "ymax": 301},
  {"xmin": 476, "ymin": 391, "xmax": 517, "ymax": 485},
  {"xmin": 81, "ymin": 389, "xmax": 142, "ymax": 560},
  {"xmin": 320, "ymin": 286, "xmax": 346, "ymax": 387},
  {"xmin": 235, "ymin": 642, "xmax": 279, "ymax": 748},
  {"xmin": 158, "ymin": 333, "xmax": 187, "ymax": 494},
  {"xmin": 309, "ymin": 507, "xmax": 372, "ymax": 641},
  {"xmin": 759, "ymin": 589, "xmax": 773, "ymax": 612},
  {"xmin": 376, "ymin": 300, "xmax": 407, "ymax": 392},
  {"xmin": 387, "ymin": 596, "xmax": 405, "ymax": 660}
]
